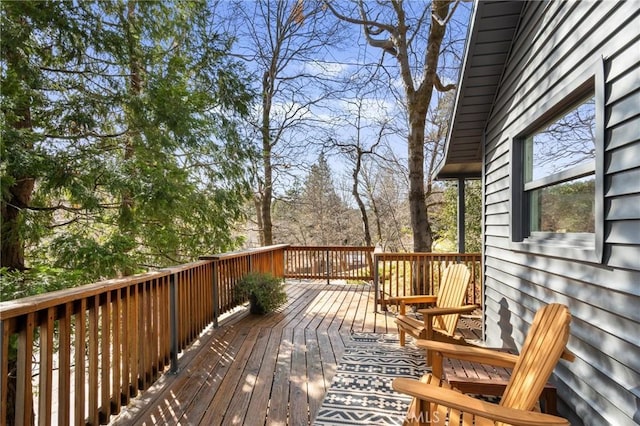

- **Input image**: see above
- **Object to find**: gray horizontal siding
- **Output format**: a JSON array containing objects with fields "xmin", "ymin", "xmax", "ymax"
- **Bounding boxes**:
[
  {"xmin": 607, "ymin": 221, "xmax": 640, "ymax": 245},
  {"xmin": 604, "ymin": 36, "xmax": 639, "ymax": 265},
  {"xmin": 483, "ymin": 266, "xmax": 640, "ymax": 425},
  {"xmin": 480, "ymin": 1, "xmax": 640, "ymax": 425},
  {"xmin": 483, "ymin": 247, "xmax": 640, "ymax": 321},
  {"xmin": 608, "ymin": 195, "xmax": 640, "ymax": 220},
  {"xmin": 607, "ymin": 245, "xmax": 640, "ymax": 270},
  {"xmin": 606, "ymin": 168, "xmax": 640, "ymax": 197},
  {"xmin": 484, "ymin": 247, "xmax": 640, "ymax": 311},
  {"xmin": 484, "ymin": 189, "xmax": 508, "ymax": 207},
  {"xmin": 485, "ymin": 201, "xmax": 509, "ymax": 216},
  {"xmin": 485, "ymin": 1, "xmax": 637, "ymax": 142},
  {"xmin": 607, "ymin": 143, "xmax": 640, "ymax": 175},
  {"xmin": 608, "ymin": 62, "xmax": 640, "ymax": 105},
  {"xmin": 608, "ymin": 112, "xmax": 639, "ymax": 151}
]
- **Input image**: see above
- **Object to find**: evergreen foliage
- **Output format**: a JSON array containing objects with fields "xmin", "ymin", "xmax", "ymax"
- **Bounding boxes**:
[
  {"xmin": 272, "ymin": 154, "xmax": 353, "ymax": 245},
  {"xmin": 235, "ymin": 271, "xmax": 287, "ymax": 314},
  {"xmin": 1, "ymin": 1, "xmax": 254, "ymax": 296},
  {"xmin": 434, "ymin": 180, "xmax": 482, "ymax": 253}
]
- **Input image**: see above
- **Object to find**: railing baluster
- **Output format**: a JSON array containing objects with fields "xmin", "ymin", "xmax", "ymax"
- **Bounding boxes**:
[
  {"xmin": 130, "ymin": 284, "xmax": 139, "ymax": 395},
  {"xmin": 59, "ymin": 303, "xmax": 71, "ymax": 425},
  {"xmin": 373, "ymin": 254, "xmax": 380, "ymax": 312},
  {"xmin": 75, "ymin": 299, "xmax": 86, "ymax": 425},
  {"xmin": 169, "ymin": 273, "xmax": 179, "ymax": 373},
  {"xmin": 16, "ymin": 312, "xmax": 34, "ymax": 426},
  {"xmin": 112, "ymin": 292, "xmax": 121, "ymax": 416},
  {"xmin": 1, "ymin": 320, "xmax": 10, "ymax": 426},
  {"xmin": 39, "ymin": 308, "xmax": 54, "ymax": 426},
  {"xmin": 89, "ymin": 295, "xmax": 99, "ymax": 425},
  {"xmin": 325, "ymin": 249, "xmax": 330, "ymax": 284},
  {"xmin": 121, "ymin": 288, "xmax": 130, "ymax": 407},
  {"xmin": 100, "ymin": 292, "xmax": 111, "ymax": 423}
]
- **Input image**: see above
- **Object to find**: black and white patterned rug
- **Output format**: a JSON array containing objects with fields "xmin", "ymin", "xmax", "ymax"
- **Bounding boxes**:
[{"xmin": 313, "ymin": 332, "xmax": 428, "ymax": 426}]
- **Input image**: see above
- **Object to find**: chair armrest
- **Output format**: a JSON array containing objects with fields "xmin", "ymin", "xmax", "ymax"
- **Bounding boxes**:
[
  {"xmin": 388, "ymin": 295, "xmax": 438, "ymax": 305},
  {"xmin": 415, "ymin": 340, "xmax": 519, "ymax": 369},
  {"xmin": 417, "ymin": 304, "xmax": 478, "ymax": 316},
  {"xmin": 392, "ymin": 378, "xmax": 569, "ymax": 426},
  {"xmin": 561, "ymin": 349, "xmax": 576, "ymax": 362}
]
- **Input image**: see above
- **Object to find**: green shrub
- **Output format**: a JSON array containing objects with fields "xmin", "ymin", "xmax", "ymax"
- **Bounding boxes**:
[{"xmin": 235, "ymin": 272, "xmax": 287, "ymax": 314}]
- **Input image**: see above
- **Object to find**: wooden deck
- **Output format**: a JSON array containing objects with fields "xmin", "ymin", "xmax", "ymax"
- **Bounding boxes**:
[{"xmin": 111, "ymin": 279, "xmax": 482, "ymax": 426}]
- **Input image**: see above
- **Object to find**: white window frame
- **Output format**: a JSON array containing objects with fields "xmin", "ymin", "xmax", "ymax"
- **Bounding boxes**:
[{"xmin": 510, "ymin": 58, "xmax": 604, "ymax": 263}]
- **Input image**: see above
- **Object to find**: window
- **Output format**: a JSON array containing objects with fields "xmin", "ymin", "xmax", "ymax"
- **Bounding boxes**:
[
  {"xmin": 524, "ymin": 95, "xmax": 596, "ymax": 234},
  {"xmin": 511, "ymin": 59, "xmax": 604, "ymax": 262}
]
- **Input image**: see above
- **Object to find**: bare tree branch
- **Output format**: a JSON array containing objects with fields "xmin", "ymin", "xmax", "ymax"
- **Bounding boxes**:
[
  {"xmin": 432, "ymin": 0, "xmax": 462, "ymax": 27},
  {"xmin": 434, "ymin": 73, "xmax": 456, "ymax": 92}
]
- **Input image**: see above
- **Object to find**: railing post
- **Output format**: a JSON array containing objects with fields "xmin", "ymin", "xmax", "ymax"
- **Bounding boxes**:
[
  {"xmin": 0, "ymin": 319, "xmax": 7, "ymax": 419},
  {"xmin": 325, "ymin": 249, "xmax": 330, "ymax": 285},
  {"xmin": 373, "ymin": 254, "xmax": 379, "ymax": 312},
  {"xmin": 212, "ymin": 261, "xmax": 219, "ymax": 328},
  {"xmin": 457, "ymin": 177, "xmax": 466, "ymax": 256},
  {"xmin": 169, "ymin": 273, "xmax": 179, "ymax": 374}
]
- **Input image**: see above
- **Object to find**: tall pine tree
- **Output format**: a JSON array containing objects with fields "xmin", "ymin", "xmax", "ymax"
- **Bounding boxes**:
[
  {"xmin": 299, "ymin": 154, "xmax": 348, "ymax": 245},
  {"xmin": 1, "ymin": 1, "xmax": 253, "ymax": 286}
]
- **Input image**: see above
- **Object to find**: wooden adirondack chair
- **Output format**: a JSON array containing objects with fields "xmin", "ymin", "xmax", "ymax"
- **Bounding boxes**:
[
  {"xmin": 389, "ymin": 263, "xmax": 478, "ymax": 365},
  {"xmin": 393, "ymin": 303, "xmax": 574, "ymax": 426}
]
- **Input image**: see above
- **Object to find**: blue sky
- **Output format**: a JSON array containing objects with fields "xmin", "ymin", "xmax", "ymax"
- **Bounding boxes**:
[{"xmin": 219, "ymin": 0, "xmax": 472, "ymax": 195}]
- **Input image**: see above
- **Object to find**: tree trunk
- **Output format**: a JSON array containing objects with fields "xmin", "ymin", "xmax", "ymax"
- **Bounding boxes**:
[
  {"xmin": 254, "ymin": 196, "xmax": 265, "ymax": 246},
  {"xmin": 407, "ymin": 101, "xmax": 433, "ymax": 252},
  {"xmin": 352, "ymin": 152, "xmax": 372, "ymax": 246},
  {"xmin": 1, "ymin": 21, "xmax": 35, "ymax": 270},
  {"xmin": 371, "ymin": 197, "xmax": 383, "ymax": 249},
  {"xmin": 260, "ymin": 71, "xmax": 274, "ymax": 246},
  {"xmin": 405, "ymin": 0, "xmax": 451, "ymax": 253},
  {"xmin": 261, "ymin": 147, "xmax": 273, "ymax": 245},
  {"xmin": 1, "ymin": 178, "xmax": 34, "ymax": 270}
]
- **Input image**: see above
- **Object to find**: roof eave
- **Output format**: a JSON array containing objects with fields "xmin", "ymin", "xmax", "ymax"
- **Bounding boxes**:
[{"xmin": 434, "ymin": 0, "xmax": 524, "ymax": 181}]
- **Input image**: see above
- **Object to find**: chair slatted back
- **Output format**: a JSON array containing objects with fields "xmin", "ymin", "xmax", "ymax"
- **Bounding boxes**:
[
  {"xmin": 434, "ymin": 264, "xmax": 472, "ymax": 335},
  {"xmin": 500, "ymin": 303, "xmax": 571, "ymax": 413}
]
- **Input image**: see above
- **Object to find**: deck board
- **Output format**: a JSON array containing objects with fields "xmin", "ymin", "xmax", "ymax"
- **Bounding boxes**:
[{"xmin": 111, "ymin": 280, "xmax": 481, "ymax": 425}]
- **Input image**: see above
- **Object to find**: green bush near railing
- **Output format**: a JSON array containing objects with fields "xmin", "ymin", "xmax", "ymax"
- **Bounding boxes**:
[{"xmin": 235, "ymin": 272, "xmax": 287, "ymax": 314}]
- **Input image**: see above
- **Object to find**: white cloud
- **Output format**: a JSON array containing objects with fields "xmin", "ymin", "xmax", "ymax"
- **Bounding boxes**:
[{"xmin": 303, "ymin": 60, "xmax": 351, "ymax": 78}]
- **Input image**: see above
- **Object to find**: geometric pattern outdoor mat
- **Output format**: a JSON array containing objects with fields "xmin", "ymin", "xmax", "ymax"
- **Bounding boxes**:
[{"xmin": 313, "ymin": 332, "xmax": 430, "ymax": 425}]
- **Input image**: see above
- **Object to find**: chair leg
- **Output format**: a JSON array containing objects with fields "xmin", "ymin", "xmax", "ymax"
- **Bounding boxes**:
[
  {"xmin": 425, "ymin": 321, "xmax": 433, "ymax": 366},
  {"xmin": 405, "ymin": 375, "xmax": 437, "ymax": 426},
  {"xmin": 541, "ymin": 388, "xmax": 558, "ymax": 414},
  {"xmin": 398, "ymin": 302, "xmax": 407, "ymax": 347},
  {"xmin": 399, "ymin": 328, "xmax": 406, "ymax": 346}
]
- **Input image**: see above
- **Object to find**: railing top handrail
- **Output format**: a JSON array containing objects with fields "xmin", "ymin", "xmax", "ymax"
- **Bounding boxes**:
[
  {"xmin": 374, "ymin": 252, "xmax": 481, "ymax": 258},
  {"xmin": 286, "ymin": 245, "xmax": 375, "ymax": 251},
  {"xmin": 0, "ymin": 247, "xmax": 479, "ymax": 320},
  {"xmin": 0, "ymin": 259, "xmax": 213, "ymax": 320},
  {"xmin": 199, "ymin": 244, "xmax": 290, "ymax": 262}
]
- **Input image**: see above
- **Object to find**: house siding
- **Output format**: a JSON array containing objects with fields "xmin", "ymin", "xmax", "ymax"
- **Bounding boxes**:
[{"xmin": 481, "ymin": 2, "xmax": 640, "ymax": 425}]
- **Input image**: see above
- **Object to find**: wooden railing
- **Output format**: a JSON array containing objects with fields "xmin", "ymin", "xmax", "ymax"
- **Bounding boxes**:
[
  {"xmin": 0, "ymin": 244, "xmax": 480, "ymax": 425},
  {"xmin": 0, "ymin": 262, "xmax": 220, "ymax": 426},
  {"xmin": 0, "ymin": 245, "xmax": 287, "ymax": 426},
  {"xmin": 374, "ymin": 252, "xmax": 482, "ymax": 309},
  {"xmin": 201, "ymin": 245, "xmax": 287, "ymax": 325},
  {"xmin": 284, "ymin": 246, "xmax": 374, "ymax": 281}
]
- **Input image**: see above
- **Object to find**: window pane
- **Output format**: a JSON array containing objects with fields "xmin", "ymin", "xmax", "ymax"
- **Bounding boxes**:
[
  {"xmin": 529, "ymin": 176, "xmax": 595, "ymax": 233},
  {"xmin": 525, "ymin": 96, "xmax": 596, "ymax": 183}
]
